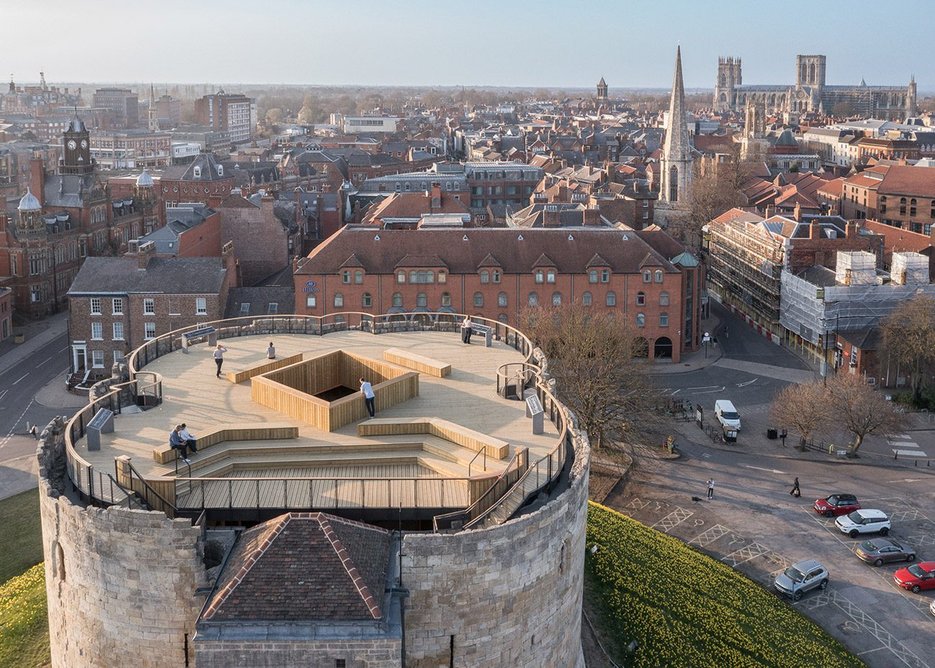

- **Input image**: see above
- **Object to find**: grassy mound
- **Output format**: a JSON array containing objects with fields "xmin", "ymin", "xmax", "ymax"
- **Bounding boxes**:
[
  {"xmin": 0, "ymin": 489, "xmax": 43, "ymax": 584},
  {"xmin": 586, "ymin": 502, "xmax": 863, "ymax": 667},
  {"xmin": 0, "ymin": 563, "xmax": 49, "ymax": 668}
]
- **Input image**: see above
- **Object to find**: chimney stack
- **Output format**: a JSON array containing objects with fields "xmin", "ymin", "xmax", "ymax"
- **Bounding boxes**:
[
  {"xmin": 430, "ymin": 183, "xmax": 442, "ymax": 210},
  {"xmin": 137, "ymin": 241, "xmax": 155, "ymax": 270},
  {"xmin": 809, "ymin": 219, "xmax": 821, "ymax": 240},
  {"xmin": 793, "ymin": 202, "xmax": 802, "ymax": 222},
  {"xmin": 29, "ymin": 156, "xmax": 45, "ymax": 205}
]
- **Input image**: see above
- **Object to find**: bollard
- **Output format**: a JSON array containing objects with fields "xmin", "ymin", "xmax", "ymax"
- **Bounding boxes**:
[{"xmin": 894, "ymin": 451, "xmax": 898, "ymax": 460}]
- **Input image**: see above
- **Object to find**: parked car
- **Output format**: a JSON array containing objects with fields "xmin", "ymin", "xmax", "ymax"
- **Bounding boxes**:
[
  {"xmin": 855, "ymin": 538, "xmax": 916, "ymax": 566},
  {"xmin": 714, "ymin": 399, "xmax": 741, "ymax": 431},
  {"xmin": 835, "ymin": 509, "xmax": 891, "ymax": 538},
  {"xmin": 774, "ymin": 559, "xmax": 829, "ymax": 601},
  {"xmin": 930, "ymin": 599, "xmax": 935, "ymax": 617},
  {"xmin": 894, "ymin": 562, "xmax": 935, "ymax": 594},
  {"xmin": 814, "ymin": 494, "xmax": 860, "ymax": 517}
]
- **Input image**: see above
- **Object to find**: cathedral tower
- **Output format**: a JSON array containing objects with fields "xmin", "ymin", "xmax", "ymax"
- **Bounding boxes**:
[
  {"xmin": 596, "ymin": 77, "xmax": 608, "ymax": 101},
  {"xmin": 660, "ymin": 46, "xmax": 693, "ymax": 206}
]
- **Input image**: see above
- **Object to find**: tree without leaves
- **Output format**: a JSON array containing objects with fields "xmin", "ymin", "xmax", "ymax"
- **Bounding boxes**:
[
  {"xmin": 881, "ymin": 295, "xmax": 935, "ymax": 404},
  {"xmin": 769, "ymin": 381, "xmax": 831, "ymax": 448},
  {"xmin": 684, "ymin": 145, "xmax": 754, "ymax": 248},
  {"xmin": 519, "ymin": 304, "xmax": 659, "ymax": 451},
  {"xmin": 825, "ymin": 373, "xmax": 907, "ymax": 455}
]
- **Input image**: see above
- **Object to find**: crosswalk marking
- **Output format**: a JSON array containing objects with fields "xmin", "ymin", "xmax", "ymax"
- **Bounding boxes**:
[{"xmin": 888, "ymin": 434, "xmax": 927, "ymax": 459}]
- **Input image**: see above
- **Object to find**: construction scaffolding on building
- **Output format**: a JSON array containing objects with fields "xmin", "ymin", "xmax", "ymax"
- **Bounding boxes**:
[{"xmin": 781, "ymin": 251, "xmax": 935, "ymax": 370}]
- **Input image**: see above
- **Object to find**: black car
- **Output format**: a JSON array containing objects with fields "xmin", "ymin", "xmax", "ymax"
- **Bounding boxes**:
[{"xmin": 855, "ymin": 538, "xmax": 916, "ymax": 566}]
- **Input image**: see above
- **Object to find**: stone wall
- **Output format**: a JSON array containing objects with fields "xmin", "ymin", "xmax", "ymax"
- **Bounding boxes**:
[
  {"xmin": 195, "ymin": 639, "xmax": 401, "ymax": 668},
  {"xmin": 37, "ymin": 422, "xmax": 208, "ymax": 668},
  {"xmin": 401, "ymin": 432, "xmax": 590, "ymax": 668}
]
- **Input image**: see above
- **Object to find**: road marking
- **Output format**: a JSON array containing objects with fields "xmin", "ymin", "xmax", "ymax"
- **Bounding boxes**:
[
  {"xmin": 683, "ymin": 385, "xmax": 726, "ymax": 394},
  {"xmin": 736, "ymin": 378, "xmax": 757, "ymax": 387},
  {"xmin": 887, "ymin": 478, "xmax": 929, "ymax": 483},
  {"xmin": 37, "ymin": 356, "xmax": 53, "ymax": 367},
  {"xmin": 0, "ymin": 399, "xmax": 35, "ymax": 449},
  {"xmin": 741, "ymin": 464, "xmax": 786, "ymax": 475},
  {"xmin": 58, "ymin": 347, "xmax": 68, "ymax": 353},
  {"xmin": 671, "ymin": 388, "xmax": 681, "ymax": 395},
  {"xmin": 11, "ymin": 373, "xmax": 28, "ymax": 385},
  {"xmin": 651, "ymin": 507, "xmax": 693, "ymax": 533},
  {"xmin": 893, "ymin": 449, "xmax": 927, "ymax": 458},
  {"xmin": 0, "ymin": 389, "xmax": 7, "ymax": 401}
]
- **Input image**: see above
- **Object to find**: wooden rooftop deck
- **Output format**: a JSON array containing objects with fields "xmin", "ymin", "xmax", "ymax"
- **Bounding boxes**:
[{"xmin": 74, "ymin": 330, "xmax": 560, "ymax": 513}]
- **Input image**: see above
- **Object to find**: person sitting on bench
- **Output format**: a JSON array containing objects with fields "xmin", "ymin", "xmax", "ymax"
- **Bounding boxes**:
[
  {"xmin": 179, "ymin": 423, "xmax": 198, "ymax": 455},
  {"xmin": 169, "ymin": 424, "xmax": 192, "ymax": 462}
]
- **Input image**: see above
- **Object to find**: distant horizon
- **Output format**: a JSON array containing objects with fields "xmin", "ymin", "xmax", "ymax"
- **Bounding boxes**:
[{"xmin": 4, "ymin": 0, "xmax": 931, "ymax": 91}]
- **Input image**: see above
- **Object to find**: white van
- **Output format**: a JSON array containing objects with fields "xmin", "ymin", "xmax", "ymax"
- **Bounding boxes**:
[{"xmin": 714, "ymin": 400, "xmax": 741, "ymax": 431}]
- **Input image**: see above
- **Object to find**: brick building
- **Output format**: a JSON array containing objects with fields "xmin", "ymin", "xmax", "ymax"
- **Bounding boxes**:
[
  {"xmin": 294, "ymin": 226, "xmax": 703, "ymax": 360},
  {"xmin": 89, "ymin": 129, "xmax": 171, "ymax": 169},
  {"xmin": 159, "ymin": 154, "xmax": 236, "ymax": 210},
  {"xmin": 66, "ymin": 243, "xmax": 234, "ymax": 380},
  {"xmin": 194, "ymin": 92, "xmax": 256, "ymax": 144},
  {"xmin": 215, "ymin": 193, "xmax": 291, "ymax": 286},
  {"xmin": 839, "ymin": 164, "xmax": 935, "ymax": 233},
  {"xmin": 0, "ymin": 286, "xmax": 11, "ymax": 340},
  {"xmin": 91, "ymin": 88, "xmax": 139, "ymax": 129}
]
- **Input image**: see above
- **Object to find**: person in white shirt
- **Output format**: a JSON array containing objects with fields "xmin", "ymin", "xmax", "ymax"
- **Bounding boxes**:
[
  {"xmin": 359, "ymin": 377, "xmax": 376, "ymax": 417},
  {"xmin": 214, "ymin": 344, "xmax": 228, "ymax": 378},
  {"xmin": 179, "ymin": 423, "xmax": 198, "ymax": 454},
  {"xmin": 267, "ymin": 342, "xmax": 276, "ymax": 359},
  {"xmin": 461, "ymin": 315, "xmax": 473, "ymax": 344}
]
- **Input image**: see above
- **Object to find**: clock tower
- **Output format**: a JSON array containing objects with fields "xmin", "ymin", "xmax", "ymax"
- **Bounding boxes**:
[{"xmin": 61, "ymin": 113, "xmax": 93, "ymax": 175}]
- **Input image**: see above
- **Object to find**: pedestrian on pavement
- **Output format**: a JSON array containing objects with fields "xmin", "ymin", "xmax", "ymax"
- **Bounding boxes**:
[
  {"xmin": 214, "ymin": 343, "xmax": 228, "ymax": 378},
  {"xmin": 707, "ymin": 479, "xmax": 715, "ymax": 500},
  {"xmin": 461, "ymin": 315, "xmax": 473, "ymax": 344},
  {"xmin": 790, "ymin": 477, "xmax": 801, "ymax": 497},
  {"xmin": 169, "ymin": 424, "xmax": 192, "ymax": 462},
  {"xmin": 359, "ymin": 377, "xmax": 376, "ymax": 418},
  {"xmin": 179, "ymin": 424, "xmax": 198, "ymax": 455},
  {"xmin": 266, "ymin": 342, "xmax": 276, "ymax": 360},
  {"xmin": 28, "ymin": 424, "xmax": 39, "ymax": 440}
]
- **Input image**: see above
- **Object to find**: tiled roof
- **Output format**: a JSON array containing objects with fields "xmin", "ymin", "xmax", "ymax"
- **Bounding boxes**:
[
  {"xmin": 298, "ymin": 227, "xmax": 678, "ymax": 276},
  {"xmin": 361, "ymin": 191, "xmax": 469, "ymax": 224},
  {"xmin": 877, "ymin": 165, "xmax": 935, "ymax": 198},
  {"xmin": 67, "ymin": 256, "xmax": 227, "ymax": 295},
  {"xmin": 201, "ymin": 512, "xmax": 391, "ymax": 622}
]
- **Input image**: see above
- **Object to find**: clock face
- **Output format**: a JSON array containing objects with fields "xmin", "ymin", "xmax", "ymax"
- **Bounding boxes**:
[
  {"xmin": 67, "ymin": 140, "xmax": 77, "ymax": 150},
  {"xmin": 80, "ymin": 139, "xmax": 88, "ymax": 149}
]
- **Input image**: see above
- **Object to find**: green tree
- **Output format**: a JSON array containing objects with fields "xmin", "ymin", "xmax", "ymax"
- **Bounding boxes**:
[{"xmin": 881, "ymin": 295, "xmax": 935, "ymax": 405}]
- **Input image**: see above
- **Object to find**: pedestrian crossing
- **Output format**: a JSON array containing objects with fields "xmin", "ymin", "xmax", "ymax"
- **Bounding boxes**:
[{"xmin": 889, "ymin": 433, "xmax": 927, "ymax": 458}]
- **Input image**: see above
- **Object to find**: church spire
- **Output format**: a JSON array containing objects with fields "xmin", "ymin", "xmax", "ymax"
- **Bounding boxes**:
[{"xmin": 659, "ymin": 46, "xmax": 693, "ymax": 206}]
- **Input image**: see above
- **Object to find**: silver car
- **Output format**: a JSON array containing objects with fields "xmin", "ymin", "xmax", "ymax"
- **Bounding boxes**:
[
  {"xmin": 855, "ymin": 538, "xmax": 916, "ymax": 566},
  {"xmin": 774, "ymin": 559, "xmax": 829, "ymax": 601}
]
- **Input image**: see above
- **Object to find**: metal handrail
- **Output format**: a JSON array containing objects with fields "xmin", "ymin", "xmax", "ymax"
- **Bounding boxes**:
[
  {"xmin": 467, "ymin": 448, "xmax": 487, "ymax": 477},
  {"xmin": 125, "ymin": 460, "xmax": 179, "ymax": 515}
]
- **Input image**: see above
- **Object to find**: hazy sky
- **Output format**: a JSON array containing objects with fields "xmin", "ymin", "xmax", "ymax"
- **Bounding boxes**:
[{"xmin": 4, "ymin": 0, "xmax": 928, "ymax": 90}]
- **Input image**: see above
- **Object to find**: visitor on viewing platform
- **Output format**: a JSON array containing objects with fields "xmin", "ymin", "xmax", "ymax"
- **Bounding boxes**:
[
  {"xmin": 179, "ymin": 424, "xmax": 198, "ymax": 455},
  {"xmin": 169, "ymin": 425, "xmax": 192, "ymax": 462},
  {"xmin": 461, "ymin": 315, "xmax": 473, "ymax": 344},
  {"xmin": 214, "ymin": 343, "xmax": 228, "ymax": 378},
  {"xmin": 267, "ymin": 342, "xmax": 276, "ymax": 359},
  {"xmin": 360, "ymin": 378, "xmax": 376, "ymax": 418}
]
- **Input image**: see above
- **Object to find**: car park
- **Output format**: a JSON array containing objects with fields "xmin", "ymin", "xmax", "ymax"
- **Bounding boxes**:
[
  {"xmin": 813, "ymin": 494, "xmax": 860, "ymax": 517},
  {"xmin": 930, "ymin": 599, "xmax": 935, "ymax": 617},
  {"xmin": 835, "ymin": 509, "xmax": 891, "ymax": 538},
  {"xmin": 855, "ymin": 538, "xmax": 916, "ymax": 566},
  {"xmin": 773, "ymin": 559, "xmax": 829, "ymax": 601},
  {"xmin": 893, "ymin": 562, "xmax": 935, "ymax": 594}
]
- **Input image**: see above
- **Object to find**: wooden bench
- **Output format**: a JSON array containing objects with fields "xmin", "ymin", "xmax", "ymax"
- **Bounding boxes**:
[
  {"xmin": 153, "ymin": 423, "xmax": 299, "ymax": 464},
  {"xmin": 226, "ymin": 353, "xmax": 303, "ymax": 384},
  {"xmin": 358, "ymin": 417, "xmax": 508, "ymax": 460},
  {"xmin": 383, "ymin": 348, "xmax": 451, "ymax": 377}
]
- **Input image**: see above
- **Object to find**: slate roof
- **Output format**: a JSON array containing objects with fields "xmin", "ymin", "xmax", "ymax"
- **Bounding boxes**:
[
  {"xmin": 224, "ymin": 286, "xmax": 296, "ymax": 318},
  {"xmin": 634, "ymin": 225, "xmax": 691, "ymax": 261},
  {"xmin": 67, "ymin": 256, "xmax": 227, "ymax": 295},
  {"xmin": 298, "ymin": 227, "xmax": 679, "ymax": 276},
  {"xmin": 42, "ymin": 173, "xmax": 101, "ymax": 208},
  {"xmin": 201, "ymin": 512, "xmax": 391, "ymax": 622}
]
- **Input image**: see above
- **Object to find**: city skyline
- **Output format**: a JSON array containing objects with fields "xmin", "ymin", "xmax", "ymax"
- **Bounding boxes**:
[{"xmin": 3, "ymin": 0, "xmax": 930, "ymax": 90}]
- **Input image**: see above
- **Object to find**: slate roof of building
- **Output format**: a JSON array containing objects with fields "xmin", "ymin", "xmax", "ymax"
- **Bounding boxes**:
[
  {"xmin": 67, "ymin": 256, "xmax": 227, "ymax": 295},
  {"xmin": 41, "ymin": 173, "xmax": 100, "ymax": 208},
  {"xmin": 298, "ymin": 227, "xmax": 678, "ymax": 275},
  {"xmin": 161, "ymin": 153, "xmax": 228, "ymax": 181},
  {"xmin": 201, "ymin": 512, "xmax": 391, "ymax": 622},
  {"xmin": 224, "ymin": 286, "xmax": 296, "ymax": 318},
  {"xmin": 633, "ymin": 224, "xmax": 691, "ymax": 261}
]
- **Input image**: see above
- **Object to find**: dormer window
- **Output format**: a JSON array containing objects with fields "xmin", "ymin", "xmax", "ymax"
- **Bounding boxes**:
[
  {"xmin": 216, "ymin": 165, "xmax": 224, "ymax": 177},
  {"xmin": 492, "ymin": 270, "xmax": 501, "ymax": 283},
  {"xmin": 397, "ymin": 271, "xmax": 406, "ymax": 284},
  {"xmin": 546, "ymin": 270, "xmax": 556, "ymax": 284},
  {"xmin": 438, "ymin": 271, "xmax": 447, "ymax": 284},
  {"xmin": 480, "ymin": 269, "xmax": 490, "ymax": 284},
  {"xmin": 534, "ymin": 270, "xmax": 544, "ymax": 284},
  {"xmin": 354, "ymin": 270, "xmax": 363, "ymax": 284},
  {"xmin": 588, "ymin": 270, "xmax": 598, "ymax": 284},
  {"xmin": 642, "ymin": 270, "xmax": 652, "ymax": 283},
  {"xmin": 192, "ymin": 165, "xmax": 201, "ymax": 178},
  {"xmin": 341, "ymin": 270, "xmax": 351, "ymax": 284},
  {"xmin": 655, "ymin": 270, "xmax": 664, "ymax": 283},
  {"xmin": 601, "ymin": 269, "xmax": 610, "ymax": 283}
]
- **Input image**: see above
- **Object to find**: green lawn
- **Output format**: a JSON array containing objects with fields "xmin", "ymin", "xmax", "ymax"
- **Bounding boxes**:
[
  {"xmin": 0, "ymin": 490, "xmax": 49, "ymax": 667},
  {"xmin": 585, "ymin": 502, "xmax": 864, "ymax": 667},
  {"xmin": 0, "ymin": 489, "xmax": 43, "ymax": 585}
]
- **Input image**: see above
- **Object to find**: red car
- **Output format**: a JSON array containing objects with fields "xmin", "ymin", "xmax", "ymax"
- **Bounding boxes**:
[
  {"xmin": 894, "ymin": 562, "xmax": 935, "ymax": 593},
  {"xmin": 814, "ymin": 493, "xmax": 860, "ymax": 517}
]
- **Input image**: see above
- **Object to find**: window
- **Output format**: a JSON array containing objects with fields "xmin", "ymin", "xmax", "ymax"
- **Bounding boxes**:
[
  {"xmin": 600, "ymin": 269, "xmax": 610, "ymax": 283},
  {"xmin": 655, "ymin": 270, "xmax": 664, "ymax": 283},
  {"xmin": 144, "ymin": 322, "xmax": 156, "ymax": 339},
  {"xmin": 195, "ymin": 298, "xmax": 207, "ymax": 315},
  {"xmin": 397, "ymin": 271, "xmax": 406, "ymax": 283},
  {"xmin": 660, "ymin": 292, "xmax": 669, "ymax": 306},
  {"xmin": 239, "ymin": 302, "xmax": 250, "ymax": 315},
  {"xmin": 642, "ymin": 270, "xmax": 651, "ymax": 283},
  {"xmin": 606, "ymin": 291, "xmax": 616, "ymax": 307},
  {"xmin": 90, "ymin": 297, "xmax": 102, "ymax": 315},
  {"xmin": 334, "ymin": 293, "xmax": 344, "ymax": 308},
  {"xmin": 546, "ymin": 270, "xmax": 556, "ymax": 284},
  {"xmin": 660, "ymin": 313, "xmax": 669, "ymax": 327},
  {"xmin": 582, "ymin": 291, "xmax": 592, "ymax": 306},
  {"xmin": 267, "ymin": 303, "xmax": 278, "ymax": 314},
  {"xmin": 588, "ymin": 270, "xmax": 598, "ymax": 283},
  {"xmin": 392, "ymin": 292, "xmax": 403, "ymax": 307},
  {"xmin": 113, "ymin": 350, "xmax": 123, "ymax": 364},
  {"xmin": 92, "ymin": 350, "xmax": 105, "ymax": 368},
  {"xmin": 417, "ymin": 292, "xmax": 428, "ymax": 308},
  {"xmin": 528, "ymin": 292, "xmax": 539, "ymax": 306},
  {"xmin": 143, "ymin": 298, "xmax": 155, "ymax": 315},
  {"xmin": 354, "ymin": 270, "xmax": 363, "ymax": 284},
  {"xmin": 306, "ymin": 295, "xmax": 317, "ymax": 308},
  {"xmin": 341, "ymin": 270, "xmax": 351, "ymax": 284},
  {"xmin": 362, "ymin": 292, "xmax": 372, "ymax": 308},
  {"xmin": 636, "ymin": 313, "xmax": 645, "ymax": 328},
  {"xmin": 492, "ymin": 270, "xmax": 501, "ymax": 283},
  {"xmin": 441, "ymin": 292, "xmax": 451, "ymax": 307},
  {"xmin": 438, "ymin": 271, "xmax": 447, "ymax": 284},
  {"xmin": 636, "ymin": 291, "xmax": 646, "ymax": 306},
  {"xmin": 409, "ymin": 270, "xmax": 435, "ymax": 284},
  {"xmin": 498, "ymin": 292, "xmax": 508, "ymax": 307},
  {"xmin": 534, "ymin": 270, "xmax": 544, "ymax": 284},
  {"xmin": 112, "ymin": 322, "xmax": 124, "ymax": 340},
  {"xmin": 552, "ymin": 292, "xmax": 562, "ymax": 306},
  {"xmin": 91, "ymin": 322, "xmax": 103, "ymax": 340},
  {"xmin": 480, "ymin": 270, "xmax": 490, "ymax": 284},
  {"xmin": 473, "ymin": 292, "xmax": 484, "ymax": 307}
]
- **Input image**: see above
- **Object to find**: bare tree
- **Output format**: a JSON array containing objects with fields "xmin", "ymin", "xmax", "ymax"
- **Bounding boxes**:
[
  {"xmin": 826, "ymin": 374, "xmax": 907, "ymax": 455},
  {"xmin": 519, "ymin": 304, "xmax": 658, "ymax": 450},
  {"xmin": 769, "ymin": 382, "xmax": 831, "ymax": 449},
  {"xmin": 881, "ymin": 295, "xmax": 935, "ymax": 405}
]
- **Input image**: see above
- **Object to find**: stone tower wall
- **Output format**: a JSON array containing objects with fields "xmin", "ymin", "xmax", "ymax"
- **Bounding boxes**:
[
  {"xmin": 401, "ymin": 433, "xmax": 590, "ymax": 668},
  {"xmin": 37, "ymin": 421, "xmax": 207, "ymax": 668}
]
